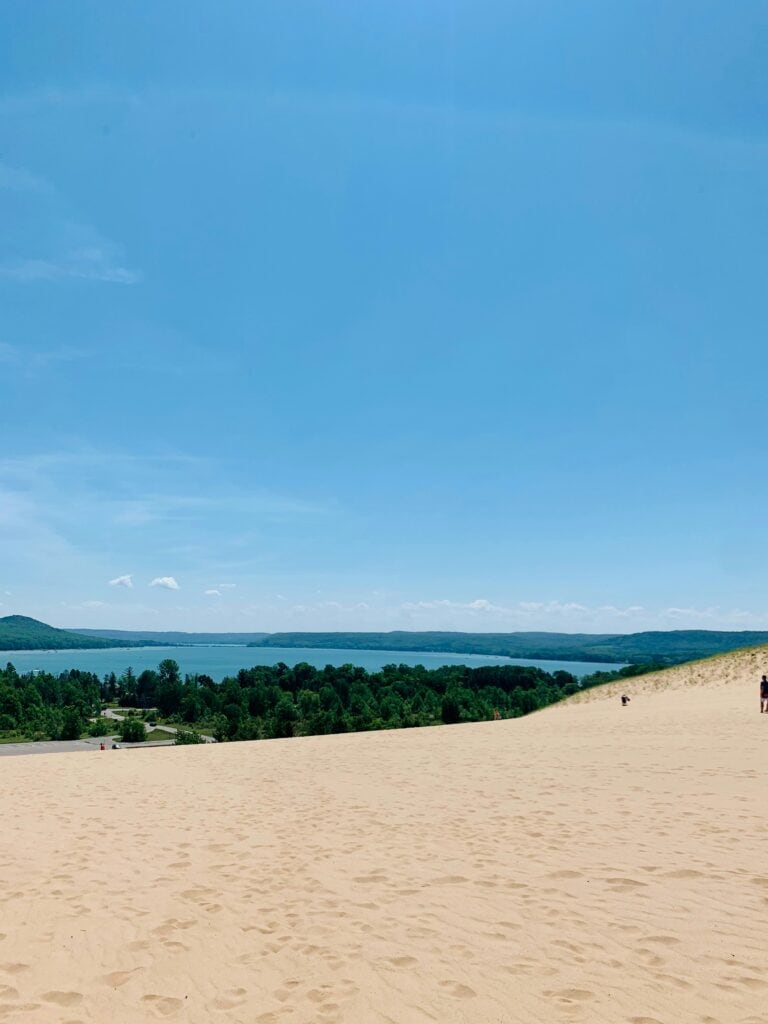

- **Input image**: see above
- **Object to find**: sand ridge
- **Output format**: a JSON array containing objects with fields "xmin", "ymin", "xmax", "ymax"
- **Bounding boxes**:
[
  {"xmin": 1, "ymin": 647, "xmax": 767, "ymax": 1023},
  {"xmin": 561, "ymin": 642, "xmax": 768, "ymax": 703}
]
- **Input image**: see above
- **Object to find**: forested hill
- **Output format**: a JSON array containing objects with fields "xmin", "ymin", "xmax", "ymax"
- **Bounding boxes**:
[
  {"xmin": 0, "ymin": 616, "xmax": 150, "ymax": 651},
  {"xmin": 73, "ymin": 629, "xmax": 269, "ymax": 646},
  {"xmin": 248, "ymin": 629, "xmax": 768, "ymax": 666}
]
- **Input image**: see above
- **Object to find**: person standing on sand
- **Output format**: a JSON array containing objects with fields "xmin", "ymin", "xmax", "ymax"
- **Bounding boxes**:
[
  {"xmin": 621, "ymin": 694, "xmax": 630, "ymax": 707},
  {"xmin": 760, "ymin": 675, "xmax": 768, "ymax": 713}
]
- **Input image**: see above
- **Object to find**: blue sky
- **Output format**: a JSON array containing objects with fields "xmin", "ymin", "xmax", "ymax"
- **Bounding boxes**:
[{"xmin": 1, "ymin": 1, "xmax": 767, "ymax": 633}]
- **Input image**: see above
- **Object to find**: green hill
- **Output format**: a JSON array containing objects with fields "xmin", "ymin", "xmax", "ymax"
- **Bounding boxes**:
[
  {"xmin": 248, "ymin": 629, "xmax": 768, "ymax": 666},
  {"xmin": 0, "ymin": 616, "xmax": 149, "ymax": 651},
  {"xmin": 73, "ymin": 628, "xmax": 269, "ymax": 646}
]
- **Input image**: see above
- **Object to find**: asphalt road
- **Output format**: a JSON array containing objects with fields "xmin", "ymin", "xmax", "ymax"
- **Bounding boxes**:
[{"xmin": 0, "ymin": 737, "xmax": 175, "ymax": 757}]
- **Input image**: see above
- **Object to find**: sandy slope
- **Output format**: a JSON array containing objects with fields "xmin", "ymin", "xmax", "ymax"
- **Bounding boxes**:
[{"xmin": 1, "ymin": 650, "xmax": 767, "ymax": 1024}]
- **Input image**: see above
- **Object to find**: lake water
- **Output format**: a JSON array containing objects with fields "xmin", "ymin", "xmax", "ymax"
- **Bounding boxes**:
[{"xmin": 0, "ymin": 645, "xmax": 625, "ymax": 680}]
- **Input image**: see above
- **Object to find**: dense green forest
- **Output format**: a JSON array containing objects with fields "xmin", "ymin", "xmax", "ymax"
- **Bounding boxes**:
[
  {"xmin": 249, "ymin": 629, "xmax": 768, "ymax": 666},
  {"xmin": 0, "ymin": 657, "xmax": 652, "ymax": 744},
  {"xmin": 0, "ymin": 615, "xmax": 152, "ymax": 651},
  {"xmin": 0, "ymin": 662, "xmax": 102, "ymax": 740}
]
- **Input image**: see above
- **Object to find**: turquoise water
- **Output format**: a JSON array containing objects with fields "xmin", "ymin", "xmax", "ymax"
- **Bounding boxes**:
[{"xmin": 0, "ymin": 645, "xmax": 625, "ymax": 681}]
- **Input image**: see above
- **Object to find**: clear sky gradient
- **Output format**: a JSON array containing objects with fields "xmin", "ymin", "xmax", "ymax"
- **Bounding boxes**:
[{"xmin": 1, "ymin": 2, "xmax": 767, "ymax": 633}]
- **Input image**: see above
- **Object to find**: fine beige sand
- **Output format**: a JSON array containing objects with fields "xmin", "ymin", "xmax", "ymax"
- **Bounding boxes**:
[{"xmin": 1, "ymin": 648, "xmax": 767, "ymax": 1024}]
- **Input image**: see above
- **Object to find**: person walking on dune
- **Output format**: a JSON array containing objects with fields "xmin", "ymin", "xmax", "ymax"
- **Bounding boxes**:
[{"xmin": 760, "ymin": 675, "xmax": 768, "ymax": 714}]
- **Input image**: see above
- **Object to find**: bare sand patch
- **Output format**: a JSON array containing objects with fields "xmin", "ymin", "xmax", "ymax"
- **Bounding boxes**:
[{"xmin": 1, "ymin": 647, "xmax": 766, "ymax": 1022}]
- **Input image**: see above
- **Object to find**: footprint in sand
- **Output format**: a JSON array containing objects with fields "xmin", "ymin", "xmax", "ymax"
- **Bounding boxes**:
[
  {"xmin": 42, "ymin": 991, "xmax": 83, "ymax": 1007},
  {"xmin": 273, "ymin": 985, "xmax": 300, "ymax": 1003},
  {"xmin": 211, "ymin": 988, "xmax": 247, "ymax": 1010},
  {"xmin": 439, "ymin": 981, "xmax": 476, "ymax": 999},
  {"xmin": 386, "ymin": 956, "xmax": 418, "ymax": 969},
  {"xmin": 1, "ymin": 963, "xmax": 30, "ymax": 975},
  {"xmin": 546, "ymin": 988, "xmax": 595, "ymax": 1003},
  {"xmin": 162, "ymin": 940, "xmax": 188, "ymax": 952},
  {"xmin": 736, "ymin": 977, "xmax": 768, "ymax": 990},
  {"xmin": 307, "ymin": 989, "xmax": 332, "ymax": 1004},
  {"xmin": 142, "ymin": 994, "xmax": 184, "ymax": 1017},
  {"xmin": 102, "ymin": 969, "xmax": 140, "ymax": 988}
]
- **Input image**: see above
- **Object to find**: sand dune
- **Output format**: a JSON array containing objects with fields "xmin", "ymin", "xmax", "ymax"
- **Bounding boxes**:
[{"xmin": 1, "ymin": 648, "xmax": 767, "ymax": 1023}]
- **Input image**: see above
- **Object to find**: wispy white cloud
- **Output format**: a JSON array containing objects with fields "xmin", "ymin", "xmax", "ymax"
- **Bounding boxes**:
[
  {"xmin": 0, "ymin": 159, "xmax": 140, "ymax": 287},
  {"xmin": 0, "ymin": 247, "xmax": 140, "ymax": 285},
  {"xmin": 205, "ymin": 589, "xmax": 222, "ymax": 596},
  {"xmin": 0, "ymin": 163, "xmax": 52, "ymax": 194},
  {"xmin": 253, "ymin": 594, "xmax": 768, "ymax": 633},
  {"xmin": 0, "ymin": 342, "xmax": 86, "ymax": 371},
  {"xmin": 109, "ymin": 574, "xmax": 134, "ymax": 589},
  {"xmin": 0, "ymin": 86, "xmax": 141, "ymax": 117},
  {"xmin": 392, "ymin": 597, "xmax": 768, "ymax": 632},
  {"xmin": 150, "ymin": 576, "xmax": 180, "ymax": 590},
  {"xmin": 0, "ymin": 449, "xmax": 334, "ymax": 609}
]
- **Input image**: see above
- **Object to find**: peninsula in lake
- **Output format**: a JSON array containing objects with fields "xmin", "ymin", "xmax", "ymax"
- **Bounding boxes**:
[{"xmin": 249, "ymin": 629, "xmax": 768, "ymax": 666}]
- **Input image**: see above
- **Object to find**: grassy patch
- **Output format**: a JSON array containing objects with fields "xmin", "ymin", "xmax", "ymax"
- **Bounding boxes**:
[{"xmin": 145, "ymin": 728, "xmax": 173, "ymax": 742}]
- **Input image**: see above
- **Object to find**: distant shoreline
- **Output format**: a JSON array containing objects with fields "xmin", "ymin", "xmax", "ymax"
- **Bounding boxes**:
[{"xmin": 0, "ymin": 643, "xmax": 630, "ymax": 666}]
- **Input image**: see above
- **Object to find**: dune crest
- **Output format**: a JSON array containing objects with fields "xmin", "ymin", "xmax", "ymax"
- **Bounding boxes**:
[{"xmin": 560, "ymin": 642, "xmax": 768, "ymax": 703}]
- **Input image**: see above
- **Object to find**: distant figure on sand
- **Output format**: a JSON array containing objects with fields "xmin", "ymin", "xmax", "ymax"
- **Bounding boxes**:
[
  {"xmin": 621, "ymin": 694, "xmax": 630, "ymax": 707},
  {"xmin": 760, "ymin": 675, "xmax": 768, "ymax": 713}
]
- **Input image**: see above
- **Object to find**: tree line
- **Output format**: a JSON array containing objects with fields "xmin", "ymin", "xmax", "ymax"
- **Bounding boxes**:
[{"xmin": 0, "ymin": 658, "xmax": 656, "ymax": 744}]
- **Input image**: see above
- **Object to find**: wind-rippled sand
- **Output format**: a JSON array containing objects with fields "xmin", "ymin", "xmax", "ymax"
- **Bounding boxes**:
[{"xmin": 1, "ymin": 647, "xmax": 767, "ymax": 1023}]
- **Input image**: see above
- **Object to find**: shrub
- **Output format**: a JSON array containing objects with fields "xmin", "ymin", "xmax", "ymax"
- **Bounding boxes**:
[
  {"xmin": 87, "ymin": 718, "xmax": 111, "ymax": 737},
  {"xmin": 61, "ymin": 707, "xmax": 84, "ymax": 741},
  {"xmin": 174, "ymin": 729, "xmax": 204, "ymax": 745},
  {"xmin": 118, "ymin": 717, "xmax": 146, "ymax": 743}
]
